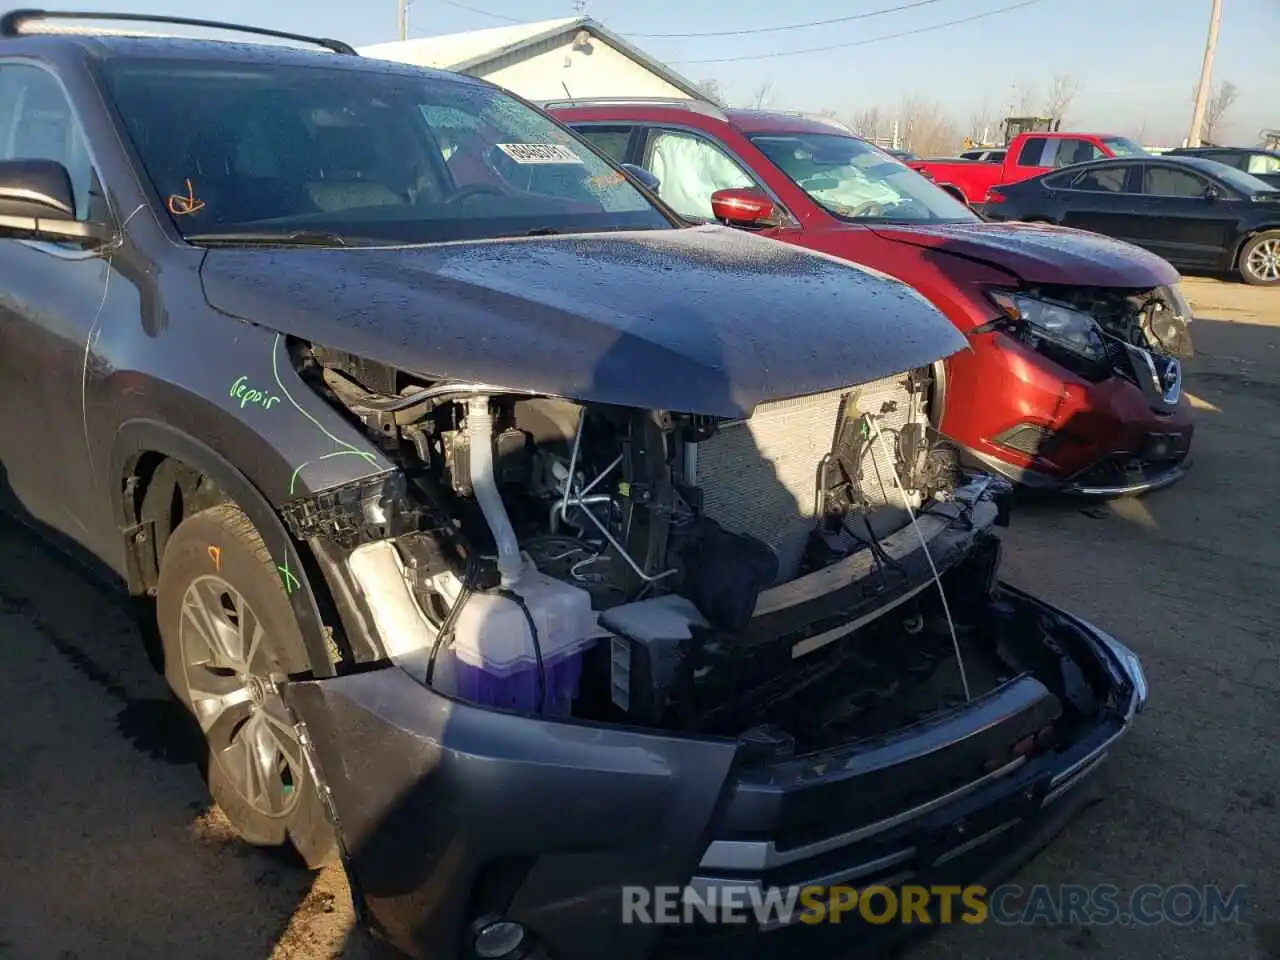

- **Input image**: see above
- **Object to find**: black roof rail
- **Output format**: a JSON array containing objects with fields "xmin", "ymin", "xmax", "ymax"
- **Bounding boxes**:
[{"xmin": 0, "ymin": 8, "xmax": 358, "ymax": 55}]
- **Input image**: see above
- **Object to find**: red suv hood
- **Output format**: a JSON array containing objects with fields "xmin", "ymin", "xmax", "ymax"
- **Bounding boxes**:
[{"xmin": 866, "ymin": 221, "xmax": 1180, "ymax": 288}]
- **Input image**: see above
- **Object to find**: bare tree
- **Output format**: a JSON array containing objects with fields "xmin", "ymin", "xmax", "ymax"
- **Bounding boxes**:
[
  {"xmin": 897, "ymin": 94, "xmax": 961, "ymax": 157},
  {"xmin": 846, "ymin": 106, "xmax": 885, "ymax": 140},
  {"xmin": 1043, "ymin": 73, "xmax": 1080, "ymax": 124},
  {"xmin": 694, "ymin": 77, "xmax": 725, "ymax": 105},
  {"xmin": 1201, "ymin": 80, "xmax": 1239, "ymax": 143},
  {"xmin": 747, "ymin": 78, "xmax": 775, "ymax": 110},
  {"xmin": 1009, "ymin": 76, "xmax": 1038, "ymax": 114}
]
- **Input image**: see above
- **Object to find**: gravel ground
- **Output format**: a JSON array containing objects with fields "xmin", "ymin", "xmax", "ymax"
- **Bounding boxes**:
[{"xmin": 0, "ymin": 277, "xmax": 1276, "ymax": 960}]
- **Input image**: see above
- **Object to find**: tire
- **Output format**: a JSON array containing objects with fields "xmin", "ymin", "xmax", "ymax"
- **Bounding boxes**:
[
  {"xmin": 156, "ymin": 503, "xmax": 338, "ymax": 868},
  {"xmin": 1239, "ymin": 230, "xmax": 1280, "ymax": 286}
]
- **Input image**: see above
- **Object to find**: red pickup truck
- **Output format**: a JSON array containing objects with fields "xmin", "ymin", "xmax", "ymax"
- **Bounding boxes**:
[{"xmin": 910, "ymin": 132, "xmax": 1148, "ymax": 207}]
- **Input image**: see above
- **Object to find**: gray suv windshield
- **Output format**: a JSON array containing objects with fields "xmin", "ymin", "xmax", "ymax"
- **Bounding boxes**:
[{"xmin": 95, "ymin": 58, "xmax": 671, "ymax": 244}]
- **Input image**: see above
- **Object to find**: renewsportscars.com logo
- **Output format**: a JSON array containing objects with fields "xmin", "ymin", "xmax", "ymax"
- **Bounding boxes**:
[{"xmin": 621, "ymin": 883, "xmax": 1250, "ymax": 928}]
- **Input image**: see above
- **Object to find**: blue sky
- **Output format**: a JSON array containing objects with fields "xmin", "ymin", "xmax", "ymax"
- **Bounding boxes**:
[{"xmin": 33, "ymin": 0, "xmax": 1280, "ymax": 143}]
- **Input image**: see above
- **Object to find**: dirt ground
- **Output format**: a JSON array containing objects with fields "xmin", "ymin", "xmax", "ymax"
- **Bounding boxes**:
[{"xmin": 0, "ymin": 277, "xmax": 1277, "ymax": 960}]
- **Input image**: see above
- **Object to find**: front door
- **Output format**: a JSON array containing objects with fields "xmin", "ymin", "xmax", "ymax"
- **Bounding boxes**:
[
  {"xmin": 635, "ymin": 127, "xmax": 791, "ymax": 232},
  {"xmin": 0, "ymin": 63, "xmax": 112, "ymax": 544},
  {"xmin": 1130, "ymin": 164, "xmax": 1239, "ymax": 267},
  {"xmin": 1058, "ymin": 164, "xmax": 1144, "ymax": 244}
]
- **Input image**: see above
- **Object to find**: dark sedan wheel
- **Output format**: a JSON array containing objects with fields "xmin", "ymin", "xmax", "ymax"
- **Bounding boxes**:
[
  {"xmin": 1240, "ymin": 231, "xmax": 1280, "ymax": 286},
  {"xmin": 157, "ymin": 504, "xmax": 337, "ymax": 867}
]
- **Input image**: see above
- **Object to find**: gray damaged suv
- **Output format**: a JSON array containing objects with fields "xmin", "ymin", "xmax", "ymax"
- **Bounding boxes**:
[{"xmin": 0, "ymin": 12, "xmax": 1146, "ymax": 960}]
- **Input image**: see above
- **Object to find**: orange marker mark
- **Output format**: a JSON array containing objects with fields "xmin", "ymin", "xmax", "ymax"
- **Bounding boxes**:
[
  {"xmin": 589, "ymin": 172, "xmax": 625, "ymax": 189},
  {"xmin": 207, "ymin": 545, "xmax": 221, "ymax": 572},
  {"xmin": 168, "ymin": 179, "xmax": 206, "ymax": 216}
]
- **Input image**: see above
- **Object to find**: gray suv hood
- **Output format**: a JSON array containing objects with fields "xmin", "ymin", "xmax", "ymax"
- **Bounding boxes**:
[{"xmin": 199, "ymin": 224, "xmax": 965, "ymax": 418}]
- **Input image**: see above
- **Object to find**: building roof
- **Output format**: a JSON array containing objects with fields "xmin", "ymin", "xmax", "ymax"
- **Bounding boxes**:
[
  {"xmin": 359, "ymin": 16, "xmax": 711, "ymax": 102},
  {"xmin": 361, "ymin": 17, "xmax": 577, "ymax": 70}
]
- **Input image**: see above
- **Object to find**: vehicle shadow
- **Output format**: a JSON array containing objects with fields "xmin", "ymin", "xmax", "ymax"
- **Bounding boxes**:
[
  {"xmin": 951, "ymin": 311, "xmax": 1280, "ymax": 960},
  {"xmin": 988, "ymin": 310, "xmax": 1280, "ymax": 705},
  {"xmin": 0, "ymin": 458, "xmax": 380, "ymax": 958}
]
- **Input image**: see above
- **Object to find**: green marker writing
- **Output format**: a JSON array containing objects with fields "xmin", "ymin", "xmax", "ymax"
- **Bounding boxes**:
[{"xmin": 230, "ymin": 375, "xmax": 282, "ymax": 411}]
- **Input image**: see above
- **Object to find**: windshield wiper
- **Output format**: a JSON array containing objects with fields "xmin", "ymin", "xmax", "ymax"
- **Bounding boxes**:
[
  {"xmin": 185, "ymin": 230, "xmax": 356, "ymax": 247},
  {"xmin": 524, "ymin": 226, "xmax": 561, "ymax": 236}
]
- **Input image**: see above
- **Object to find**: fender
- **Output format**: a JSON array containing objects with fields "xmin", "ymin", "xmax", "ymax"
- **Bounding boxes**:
[
  {"xmin": 111, "ymin": 417, "xmax": 337, "ymax": 679},
  {"xmin": 1234, "ymin": 225, "xmax": 1280, "ymax": 268}
]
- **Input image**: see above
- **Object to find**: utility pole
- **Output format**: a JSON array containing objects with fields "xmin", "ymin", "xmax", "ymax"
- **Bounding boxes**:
[
  {"xmin": 1187, "ymin": 0, "xmax": 1223, "ymax": 147},
  {"xmin": 398, "ymin": 0, "xmax": 410, "ymax": 40}
]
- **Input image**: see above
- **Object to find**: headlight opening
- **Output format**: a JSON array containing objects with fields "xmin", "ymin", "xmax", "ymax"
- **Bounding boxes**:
[{"xmin": 988, "ymin": 290, "xmax": 1107, "ymax": 363}]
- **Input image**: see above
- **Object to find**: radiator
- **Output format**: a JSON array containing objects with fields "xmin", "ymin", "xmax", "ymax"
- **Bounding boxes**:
[{"xmin": 694, "ymin": 372, "xmax": 919, "ymax": 583}]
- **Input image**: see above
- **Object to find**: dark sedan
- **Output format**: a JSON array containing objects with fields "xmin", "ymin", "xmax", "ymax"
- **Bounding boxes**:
[
  {"xmin": 983, "ymin": 155, "xmax": 1280, "ymax": 285},
  {"xmin": 1166, "ymin": 146, "xmax": 1280, "ymax": 188}
]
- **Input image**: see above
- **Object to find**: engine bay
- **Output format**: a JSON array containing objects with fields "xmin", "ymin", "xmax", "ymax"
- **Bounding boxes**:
[{"xmin": 281, "ymin": 340, "xmax": 1116, "ymax": 756}]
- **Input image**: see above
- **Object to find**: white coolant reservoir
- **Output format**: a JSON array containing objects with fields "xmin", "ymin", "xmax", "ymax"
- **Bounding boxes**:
[
  {"xmin": 347, "ymin": 543, "xmax": 601, "ymax": 715},
  {"xmin": 432, "ymin": 559, "xmax": 602, "ymax": 715}
]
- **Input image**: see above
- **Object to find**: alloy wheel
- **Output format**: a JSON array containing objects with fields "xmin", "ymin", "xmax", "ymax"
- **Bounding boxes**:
[
  {"xmin": 1246, "ymin": 238, "xmax": 1280, "ymax": 283},
  {"xmin": 178, "ymin": 575, "xmax": 304, "ymax": 819}
]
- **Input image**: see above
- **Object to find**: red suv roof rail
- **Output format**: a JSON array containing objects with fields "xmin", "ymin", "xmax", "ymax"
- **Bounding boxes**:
[{"xmin": 538, "ymin": 95, "xmax": 728, "ymax": 122}]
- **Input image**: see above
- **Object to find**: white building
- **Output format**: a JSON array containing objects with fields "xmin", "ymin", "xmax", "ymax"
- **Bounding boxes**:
[{"xmin": 359, "ymin": 16, "xmax": 711, "ymax": 105}]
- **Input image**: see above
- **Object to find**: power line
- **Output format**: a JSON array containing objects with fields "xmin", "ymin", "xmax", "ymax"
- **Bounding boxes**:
[
  {"xmin": 435, "ymin": 0, "xmax": 957, "ymax": 38},
  {"xmin": 669, "ymin": 0, "xmax": 1047, "ymax": 65},
  {"xmin": 629, "ymin": 0, "xmax": 949, "ymax": 39},
  {"xmin": 438, "ymin": 0, "xmax": 523, "ymax": 23}
]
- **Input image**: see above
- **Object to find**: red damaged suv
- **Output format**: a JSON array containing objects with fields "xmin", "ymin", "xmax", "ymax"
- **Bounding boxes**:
[{"xmin": 550, "ymin": 100, "xmax": 1194, "ymax": 495}]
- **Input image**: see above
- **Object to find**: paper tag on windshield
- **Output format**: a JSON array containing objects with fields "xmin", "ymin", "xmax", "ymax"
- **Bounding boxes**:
[{"xmin": 496, "ymin": 142, "xmax": 584, "ymax": 164}]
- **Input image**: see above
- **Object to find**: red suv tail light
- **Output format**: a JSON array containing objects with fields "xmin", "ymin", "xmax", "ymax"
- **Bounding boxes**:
[{"xmin": 986, "ymin": 189, "xmax": 1007, "ymax": 204}]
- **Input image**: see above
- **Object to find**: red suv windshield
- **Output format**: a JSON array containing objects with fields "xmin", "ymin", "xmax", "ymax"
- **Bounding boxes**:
[{"xmin": 750, "ymin": 133, "xmax": 978, "ymax": 224}]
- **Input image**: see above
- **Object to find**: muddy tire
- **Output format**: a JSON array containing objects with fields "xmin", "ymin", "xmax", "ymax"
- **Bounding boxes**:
[
  {"xmin": 1240, "ymin": 231, "xmax": 1280, "ymax": 286},
  {"xmin": 156, "ymin": 504, "xmax": 337, "ymax": 868}
]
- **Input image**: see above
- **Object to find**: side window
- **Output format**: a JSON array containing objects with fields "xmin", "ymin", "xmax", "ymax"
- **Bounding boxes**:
[
  {"xmin": 0, "ymin": 64, "xmax": 93, "ymax": 220},
  {"xmin": 1141, "ymin": 166, "xmax": 1209, "ymax": 198},
  {"xmin": 641, "ymin": 128, "xmax": 755, "ymax": 220},
  {"xmin": 1070, "ymin": 165, "xmax": 1132, "ymax": 193},
  {"xmin": 1247, "ymin": 153, "xmax": 1280, "ymax": 175},
  {"xmin": 574, "ymin": 126, "xmax": 633, "ymax": 164},
  {"xmin": 1017, "ymin": 137, "xmax": 1048, "ymax": 166},
  {"xmin": 1052, "ymin": 138, "xmax": 1105, "ymax": 168}
]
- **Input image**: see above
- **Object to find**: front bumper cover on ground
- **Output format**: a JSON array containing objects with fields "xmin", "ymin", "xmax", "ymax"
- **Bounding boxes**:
[{"xmin": 283, "ymin": 588, "xmax": 1146, "ymax": 960}]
